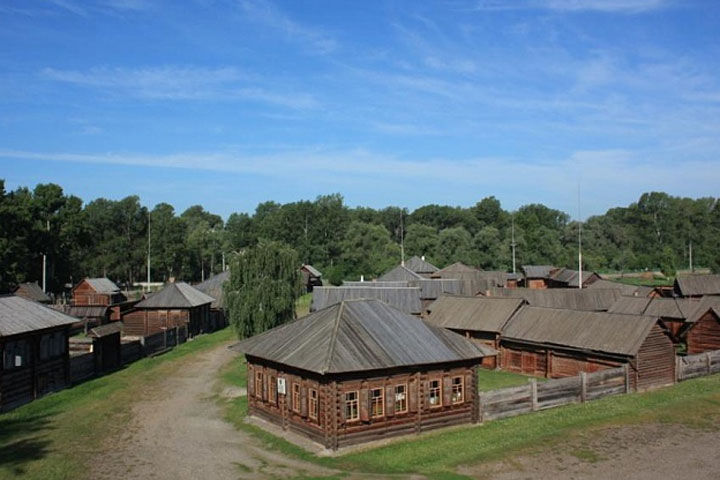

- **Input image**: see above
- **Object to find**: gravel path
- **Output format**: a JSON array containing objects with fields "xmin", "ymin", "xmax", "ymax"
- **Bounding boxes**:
[{"xmin": 91, "ymin": 343, "xmax": 337, "ymax": 480}]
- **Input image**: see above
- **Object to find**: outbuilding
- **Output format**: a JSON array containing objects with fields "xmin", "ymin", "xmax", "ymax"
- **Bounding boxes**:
[
  {"xmin": 300, "ymin": 265, "xmax": 323, "ymax": 293},
  {"xmin": 194, "ymin": 270, "xmax": 230, "ymax": 331},
  {"xmin": 674, "ymin": 275, "xmax": 720, "ymax": 298},
  {"xmin": 232, "ymin": 298, "xmax": 494, "ymax": 450},
  {"xmin": 520, "ymin": 265, "xmax": 557, "ymax": 289},
  {"xmin": 486, "ymin": 287, "xmax": 622, "ymax": 312},
  {"xmin": 607, "ymin": 296, "xmax": 698, "ymax": 343},
  {"xmin": 403, "ymin": 256, "xmax": 439, "ymax": 278},
  {"xmin": 12, "ymin": 282, "xmax": 51, "ymax": 304},
  {"xmin": 72, "ymin": 278, "xmax": 126, "ymax": 306},
  {"xmin": 682, "ymin": 296, "xmax": 720, "ymax": 354}
]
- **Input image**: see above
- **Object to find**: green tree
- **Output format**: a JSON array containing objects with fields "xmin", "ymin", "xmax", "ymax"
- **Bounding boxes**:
[
  {"xmin": 339, "ymin": 221, "xmax": 401, "ymax": 279},
  {"xmin": 225, "ymin": 241, "xmax": 302, "ymax": 339}
]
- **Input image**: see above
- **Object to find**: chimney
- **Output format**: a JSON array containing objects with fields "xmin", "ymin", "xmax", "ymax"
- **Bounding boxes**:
[{"xmin": 421, "ymin": 255, "xmax": 425, "ymax": 261}]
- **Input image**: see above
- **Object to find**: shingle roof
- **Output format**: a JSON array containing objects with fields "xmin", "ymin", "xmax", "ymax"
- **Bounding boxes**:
[
  {"xmin": 549, "ymin": 268, "xmax": 598, "ymax": 288},
  {"xmin": 502, "ymin": 306, "xmax": 660, "ymax": 357},
  {"xmin": 88, "ymin": 321, "xmax": 123, "ymax": 338},
  {"xmin": 0, "ymin": 295, "xmax": 77, "ymax": 337},
  {"xmin": 301, "ymin": 264, "xmax": 322, "ymax": 277},
  {"xmin": 311, "ymin": 286, "xmax": 423, "ymax": 314},
  {"xmin": 522, "ymin": 265, "xmax": 557, "ymax": 279},
  {"xmin": 674, "ymin": 275, "xmax": 720, "ymax": 297},
  {"xmin": 82, "ymin": 278, "xmax": 121, "ymax": 293},
  {"xmin": 232, "ymin": 298, "xmax": 495, "ymax": 375},
  {"xmin": 685, "ymin": 296, "xmax": 720, "ymax": 323},
  {"xmin": 585, "ymin": 279, "xmax": 647, "ymax": 296},
  {"xmin": 343, "ymin": 279, "xmax": 462, "ymax": 300},
  {"xmin": 426, "ymin": 296, "xmax": 525, "ymax": 333},
  {"xmin": 194, "ymin": 270, "xmax": 230, "ymax": 309},
  {"xmin": 12, "ymin": 282, "xmax": 51, "ymax": 303},
  {"xmin": 136, "ymin": 282, "xmax": 214, "ymax": 309},
  {"xmin": 487, "ymin": 288, "xmax": 621, "ymax": 311},
  {"xmin": 377, "ymin": 265, "xmax": 424, "ymax": 282},
  {"xmin": 54, "ymin": 305, "xmax": 109, "ymax": 319},
  {"xmin": 404, "ymin": 256, "xmax": 439, "ymax": 274},
  {"xmin": 608, "ymin": 296, "xmax": 698, "ymax": 320},
  {"xmin": 433, "ymin": 262, "xmax": 479, "ymax": 276},
  {"xmin": 343, "ymin": 281, "xmax": 410, "ymax": 288}
]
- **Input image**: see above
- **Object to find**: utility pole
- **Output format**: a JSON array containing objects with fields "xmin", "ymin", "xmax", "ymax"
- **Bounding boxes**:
[
  {"xmin": 147, "ymin": 212, "xmax": 151, "ymax": 292},
  {"xmin": 578, "ymin": 183, "xmax": 583, "ymax": 290},
  {"xmin": 511, "ymin": 214, "xmax": 517, "ymax": 275},
  {"xmin": 689, "ymin": 241, "xmax": 693, "ymax": 273},
  {"xmin": 400, "ymin": 209, "xmax": 405, "ymax": 266},
  {"xmin": 42, "ymin": 219, "xmax": 49, "ymax": 292}
]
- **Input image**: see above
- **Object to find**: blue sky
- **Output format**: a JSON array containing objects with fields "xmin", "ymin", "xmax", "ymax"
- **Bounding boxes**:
[{"xmin": 1, "ymin": 0, "xmax": 720, "ymax": 219}]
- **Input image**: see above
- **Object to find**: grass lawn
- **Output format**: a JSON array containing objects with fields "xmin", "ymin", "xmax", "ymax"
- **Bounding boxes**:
[
  {"xmin": 613, "ymin": 276, "xmax": 673, "ymax": 287},
  {"xmin": 477, "ymin": 368, "xmax": 543, "ymax": 391},
  {"xmin": 296, "ymin": 292, "xmax": 313, "ymax": 318},
  {"xmin": 219, "ymin": 357, "xmax": 720, "ymax": 479},
  {"xmin": 0, "ymin": 327, "xmax": 235, "ymax": 480}
]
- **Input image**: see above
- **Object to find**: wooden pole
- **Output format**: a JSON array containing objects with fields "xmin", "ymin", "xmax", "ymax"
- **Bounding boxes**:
[
  {"xmin": 624, "ymin": 363, "xmax": 631, "ymax": 394},
  {"xmin": 530, "ymin": 378, "xmax": 538, "ymax": 411},
  {"xmin": 580, "ymin": 372, "xmax": 587, "ymax": 403}
]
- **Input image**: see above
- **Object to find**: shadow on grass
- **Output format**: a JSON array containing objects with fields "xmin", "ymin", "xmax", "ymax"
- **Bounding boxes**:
[{"xmin": 0, "ymin": 412, "xmax": 55, "ymax": 476}]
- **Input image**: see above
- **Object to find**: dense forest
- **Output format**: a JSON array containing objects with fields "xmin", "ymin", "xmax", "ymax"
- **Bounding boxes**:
[{"xmin": 1, "ymin": 178, "xmax": 719, "ymax": 293}]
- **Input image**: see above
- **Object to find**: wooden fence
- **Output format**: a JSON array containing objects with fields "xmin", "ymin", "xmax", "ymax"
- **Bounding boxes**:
[
  {"xmin": 677, "ymin": 350, "xmax": 720, "ymax": 381},
  {"xmin": 69, "ymin": 352, "xmax": 96, "ymax": 383},
  {"xmin": 479, "ymin": 366, "xmax": 629, "ymax": 422},
  {"xmin": 140, "ymin": 326, "xmax": 188, "ymax": 356}
]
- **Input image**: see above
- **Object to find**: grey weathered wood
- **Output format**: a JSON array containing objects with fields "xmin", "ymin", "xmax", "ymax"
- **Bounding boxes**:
[
  {"xmin": 580, "ymin": 372, "xmax": 587, "ymax": 403},
  {"xmin": 530, "ymin": 379, "xmax": 538, "ymax": 411}
]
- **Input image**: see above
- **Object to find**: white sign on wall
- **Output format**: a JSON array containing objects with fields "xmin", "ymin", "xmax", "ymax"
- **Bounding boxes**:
[{"xmin": 277, "ymin": 377, "xmax": 286, "ymax": 395}]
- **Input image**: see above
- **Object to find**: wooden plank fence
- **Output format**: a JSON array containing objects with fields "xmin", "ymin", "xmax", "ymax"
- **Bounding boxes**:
[
  {"xmin": 677, "ymin": 350, "xmax": 720, "ymax": 381},
  {"xmin": 69, "ymin": 352, "xmax": 96, "ymax": 383},
  {"xmin": 479, "ymin": 366, "xmax": 628, "ymax": 422}
]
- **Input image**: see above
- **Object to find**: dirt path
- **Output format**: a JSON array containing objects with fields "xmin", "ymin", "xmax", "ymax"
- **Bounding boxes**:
[
  {"xmin": 462, "ymin": 423, "xmax": 720, "ymax": 480},
  {"xmin": 91, "ymin": 343, "xmax": 337, "ymax": 480}
]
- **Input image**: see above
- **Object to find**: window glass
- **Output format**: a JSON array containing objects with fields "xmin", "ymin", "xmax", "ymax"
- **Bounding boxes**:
[
  {"xmin": 394, "ymin": 384, "xmax": 408, "ymax": 413},
  {"xmin": 429, "ymin": 379, "xmax": 441, "ymax": 407},
  {"xmin": 370, "ymin": 388, "xmax": 384, "ymax": 418},
  {"xmin": 451, "ymin": 376, "xmax": 464, "ymax": 404},
  {"xmin": 309, "ymin": 388, "xmax": 318, "ymax": 420},
  {"xmin": 345, "ymin": 391, "xmax": 359, "ymax": 421}
]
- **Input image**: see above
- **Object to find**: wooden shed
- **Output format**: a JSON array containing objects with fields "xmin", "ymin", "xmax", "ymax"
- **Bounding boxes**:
[
  {"xmin": 0, "ymin": 295, "xmax": 76, "ymax": 411},
  {"xmin": 311, "ymin": 286, "xmax": 423, "ymax": 315},
  {"xmin": 682, "ymin": 296, "xmax": 720, "ymax": 354},
  {"xmin": 87, "ymin": 322, "xmax": 123, "ymax": 373},
  {"xmin": 608, "ymin": 296, "xmax": 698, "ymax": 343},
  {"xmin": 425, "ymin": 296, "xmax": 524, "ymax": 368},
  {"xmin": 486, "ymin": 287, "xmax": 622, "ymax": 312},
  {"xmin": 12, "ymin": 282, "xmax": 51, "ymax": 304},
  {"xmin": 71, "ymin": 278, "xmax": 126, "ymax": 306},
  {"xmin": 674, "ymin": 275, "xmax": 720, "ymax": 298},
  {"xmin": 194, "ymin": 270, "xmax": 230, "ymax": 331},
  {"xmin": 499, "ymin": 306, "xmax": 676, "ymax": 391},
  {"xmin": 403, "ymin": 256, "xmax": 439, "ymax": 278},
  {"xmin": 232, "ymin": 298, "xmax": 495, "ymax": 450},
  {"xmin": 520, "ymin": 265, "xmax": 557, "ymax": 289},
  {"xmin": 547, "ymin": 268, "xmax": 601, "ymax": 289},
  {"xmin": 121, "ymin": 282, "xmax": 213, "ymax": 337},
  {"xmin": 54, "ymin": 305, "xmax": 110, "ymax": 333}
]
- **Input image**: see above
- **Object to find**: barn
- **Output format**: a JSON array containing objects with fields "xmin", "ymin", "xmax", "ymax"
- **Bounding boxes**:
[
  {"xmin": 194, "ymin": 270, "xmax": 230, "ymax": 331},
  {"xmin": 121, "ymin": 282, "xmax": 213, "ymax": 337},
  {"xmin": 521, "ymin": 265, "xmax": 557, "ymax": 289},
  {"xmin": 232, "ymin": 298, "xmax": 495, "ymax": 450},
  {"xmin": 299, "ymin": 265, "xmax": 323, "ymax": 293},
  {"xmin": 499, "ymin": 306, "xmax": 676, "ymax": 391},
  {"xmin": 72, "ymin": 278, "xmax": 126, "ymax": 306},
  {"xmin": 425, "ymin": 296, "xmax": 524, "ymax": 368},
  {"xmin": 12, "ymin": 282, "xmax": 51, "ymax": 304},
  {"xmin": 682, "ymin": 296, "xmax": 720, "ymax": 354},
  {"xmin": 486, "ymin": 287, "xmax": 622, "ymax": 312},
  {"xmin": 311, "ymin": 286, "xmax": 423, "ymax": 315},
  {"xmin": 0, "ymin": 295, "xmax": 76, "ymax": 411},
  {"xmin": 403, "ymin": 256, "xmax": 439, "ymax": 277},
  {"xmin": 674, "ymin": 274, "xmax": 720, "ymax": 298},
  {"xmin": 607, "ymin": 296, "xmax": 698, "ymax": 343}
]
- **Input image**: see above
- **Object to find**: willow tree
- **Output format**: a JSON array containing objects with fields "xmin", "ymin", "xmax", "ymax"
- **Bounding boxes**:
[{"xmin": 224, "ymin": 241, "xmax": 302, "ymax": 339}]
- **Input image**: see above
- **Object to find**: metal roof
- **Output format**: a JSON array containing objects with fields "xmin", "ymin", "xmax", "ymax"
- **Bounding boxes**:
[
  {"xmin": 685, "ymin": 296, "xmax": 720, "ymax": 323},
  {"xmin": 232, "ymin": 298, "xmax": 495, "ymax": 375},
  {"xmin": 426, "ymin": 296, "xmax": 525, "ymax": 333},
  {"xmin": 81, "ymin": 278, "xmax": 121, "ymax": 293},
  {"xmin": 311, "ymin": 286, "xmax": 423, "ymax": 314},
  {"xmin": 522, "ymin": 265, "xmax": 557, "ymax": 279},
  {"xmin": 487, "ymin": 287, "xmax": 622, "ymax": 311},
  {"xmin": 674, "ymin": 275, "xmax": 720, "ymax": 297},
  {"xmin": 404, "ymin": 256, "xmax": 439, "ymax": 274},
  {"xmin": 301, "ymin": 264, "xmax": 322, "ymax": 277},
  {"xmin": 136, "ymin": 282, "xmax": 214, "ymax": 309},
  {"xmin": 194, "ymin": 270, "xmax": 230, "ymax": 309},
  {"xmin": 377, "ymin": 265, "xmax": 424, "ymax": 282},
  {"xmin": 502, "ymin": 306, "xmax": 660, "ymax": 357},
  {"xmin": 0, "ymin": 295, "xmax": 77, "ymax": 337},
  {"xmin": 12, "ymin": 282, "xmax": 51, "ymax": 303}
]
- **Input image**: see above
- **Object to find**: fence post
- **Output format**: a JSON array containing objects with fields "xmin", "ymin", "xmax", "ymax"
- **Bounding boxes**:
[
  {"xmin": 706, "ymin": 352, "xmax": 712, "ymax": 375},
  {"xmin": 676, "ymin": 356, "xmax": 682, "ymax": 383},
  {"xmin": 530, "ymin": 379, "xmax": 538, "ymax": 412},
  {"xmin": 478, "ymin": 394, "xmax": 484, "ymax": 424},
  {"xmin": 623, "ymin": 364, "xmax": 631, "ymax": 394},
  {"xmin": 580, "ymin": 372, "xmax": 587, "ymax": 403}
]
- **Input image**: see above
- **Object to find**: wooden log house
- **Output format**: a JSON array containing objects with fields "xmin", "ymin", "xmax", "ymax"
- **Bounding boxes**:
[
  {"xmin": 121, "ymin": 282, "xmax": 213, "ymax": 337},
  {"xmin": 194, "ymin": 270, "xmax": 230, "ymax": 331},
  {"xmin": 607, "ymin": 296, "xmax": 698, "ymax": 344},
  {"xmin": 87, "ymin": 322, "xmax": 123, "ymax": 374},
  {"xmin": 232, "ymin": 298, "xmax": 495, "ymax": 450},
  {"xmin": 520, "ymin": 265, "xmax": 557, "ymax": 289},
  {"xmin": 681, "ymin": 296, "xmax": 720, "ymax": 354},
  {"xmin": 547, "ymin": 268, "xmax": 601, "ymax": 289},
  {"xmin": 12, "ymin": 282, "xmax": 51, "ymax": 304},
  {"xmin": 344, "ymin": 278, "xmax": 463, "ymax": 311},
  {"xmin": 403, "ymin": 256, "xmax": 440, "ymax": 278},
  {"xmin": 71, "ymin": 277, "xmax": 126, "ymax": 306},
  {"xmin": 673, "ymin": 274, "xmax": 720, "ymax": 298},
  {"xmin": 499, "ymin": 306, "xmax": 676, "ymax": 391},
  {"xmin": 299, "ymin": 265, "xmax": 323, "ymax": 293},
  {"xmin": 425, "ymin": 296, "xmax": 524, "ymax": 368},
  {"xmin": 485, "ymin": 287, "xmax": 622, "ymax": 312},
  {"xmin": 0, "ymin": 295, "xmax": 76, "ymax": 411}
]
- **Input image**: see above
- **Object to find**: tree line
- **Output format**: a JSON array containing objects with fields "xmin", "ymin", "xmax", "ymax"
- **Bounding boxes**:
[{"xmin": 2, "ymin": 178, "xmax": 719, "ymax": 293}]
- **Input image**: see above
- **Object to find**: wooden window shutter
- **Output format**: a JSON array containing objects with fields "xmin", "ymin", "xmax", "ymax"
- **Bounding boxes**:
[
  {"xmin": 301, "ymin": 384, "xmax": 308, "ymax": 417},
  {"xmin": 262, "ymin": 372, "xmax": 268, "ymax": 401},
  {"xmin": 443, "ymin": 376, "xmax": 452, "ymax": 406},
  {"xmin": 360, "ymin": 387, "xmax": 369, "ymax": 422},
  {"xmin": 408, "ymin": 380, "xmax": 418, "ymax": 412},
  {"xmin": 247, "ymin": 365, "xmax": 254, "ymax": 396},
  {"xmin": 385, "ymin": 384, "xmax": 394, "ymax": 417},
  {"xmin": 340, "ymin": 390, "xmax": 346, "ymax": 423}
]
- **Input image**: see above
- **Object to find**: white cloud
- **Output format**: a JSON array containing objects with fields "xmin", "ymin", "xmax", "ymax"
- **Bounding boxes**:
[{"xmin": 473, "ymin": 0, "xmax": 671, "ymax": 13}]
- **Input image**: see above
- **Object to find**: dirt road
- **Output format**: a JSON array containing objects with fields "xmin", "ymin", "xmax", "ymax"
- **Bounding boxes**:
[{"xmin": 91, "ymin": 344, "xmax": 336, "ymax": 480}]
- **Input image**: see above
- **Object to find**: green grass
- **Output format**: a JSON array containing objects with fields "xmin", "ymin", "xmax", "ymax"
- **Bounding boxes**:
[
  {"xmin": 0, "ymin": 327, "xmax": 235, "ymax": 480},
  {"xmin": 477, "ymin": 368, "xmax": 543, "ymax": 391},
  {"xmin": 218, "ymin": 357, "xmax": 720, "ymax": 478},
  {"xmin": 613, "ymin": 276, "xmax": 673, "ymax": 287},
  {"xmin": 296, "ymin": 293, "xmax": 313, "ymax": 318}
]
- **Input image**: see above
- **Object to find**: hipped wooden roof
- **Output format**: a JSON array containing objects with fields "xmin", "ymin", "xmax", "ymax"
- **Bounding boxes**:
[
  {"xmin": 195, "ymin": 270, "xmax": 230, "ymax": 309},
  {"xmin": 522, "ymin": 265, "xmax": 557, "ymax": 279},
  {"xmin": 549, "ymin": 268, "xmax": 598, "ymax": 288},
  {"xmin": 232, "ymin": 298, "xmax": 495, "ymax": 375},
  {"xmin": 432, "ymin": 262, "xmax": 479, "ymax": 276},
  {"xmin": 377, "ymin": 265, "xmax": 424, "ymax": 282},
  {"xmin": 12, "ymin": 282, "xmax": 51, "ymax": 303},
  {"xmin": 136, "ymin": 282, "xmax": 214, "ymax": 309},
  {"xmin": 502, "ymin": 306, "xmax": 660, "ymax": 357},
  {"xmin": 674, "ymin": 275, "xmax": 720, "ymax": 297},
  {"xmin": 487, "ymin": 288, "xmax": 622, "ymax": 311},
  {"xmin": 311, "ymin": 286, "xmax": 423, "ymax": 314},
  {"xmin": 88, "ymin": 321, "xmax": 123, "ymax": 338},
  {"xmin": 404, "ymin": 256, "xmax": 439, "ymax": 274},
  {"xmin": 301, "ymin": 264, "xmax": 322, "ymax": 277},
  {"xmin": 426, "ymin": 296, "xmax": 525, "ymax": 333},
  {"xmin": 585, "ymin": 279, "xmax": 650, "ymax": 296},
  {"xmin": 0, "ymin": 295, "xmax": 77, "ymax": 337}
]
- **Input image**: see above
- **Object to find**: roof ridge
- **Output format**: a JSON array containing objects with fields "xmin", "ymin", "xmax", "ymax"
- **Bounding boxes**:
[{"xmin": 321, "ymin": 301, "xmax": 345, "ymax": 374}]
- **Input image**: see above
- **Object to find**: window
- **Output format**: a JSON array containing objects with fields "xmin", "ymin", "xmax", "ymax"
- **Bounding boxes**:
[
  {"xmin": 344, "ymin": 391, "xmax": 359, "ymax": 421},
  {"xmin": 394, "ymin": 384, "xmax": 408, "ymax": 413},
  {"xmin": 309, "ymin": 388, "xmax": 318, "ymax": 420},
  {"xmin": 451, "ymin": 376, "xmax": 464, "ymax": 404},
  {"xmin": 370, "ymin": 388, "xmax": 384, "ymax": 418},
  {"xmin": 292, "ymin": 383, "xmax": 300, "ymax": 413},
  {"xmin": 269, "ymin": 376, "xmax": 277, "ymax": 404},
  {"xmin": 3, "ymin": 340, "xmax": 30, "ymax": 371},
  {"xmin": 255, "ymin": 371, "xmax": 263, "ymax": 399},
  {"xmin": 428, "ymin": 379, "xmax": 442, "ymax": 407}
]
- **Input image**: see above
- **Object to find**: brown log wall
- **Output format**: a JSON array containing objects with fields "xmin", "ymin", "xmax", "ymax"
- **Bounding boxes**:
[
  {"xmin": 686, "ymin": 311, "xmax": 720, "ymax": 354},
  {"xmin": 636, "ymin": 324, "xmax": 676, "ymax": 390}
]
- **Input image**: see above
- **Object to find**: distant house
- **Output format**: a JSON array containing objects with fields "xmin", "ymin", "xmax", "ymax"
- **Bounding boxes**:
[
  {"xmin": 87, "ymin": 322, "xmax": 123, "ymax": 374},
  {"xmin": 299, "ymin": 265, "xmax": 323, "ymax": 293},
  {"xmin": 121, "ymin": 282, "xmax": 214, "ymax": 337},
  {"xmin": 377, "ymin": 265, "xmax": 424, "ymax": 282},
  {"xmin": 585, "ymin": 278, "xmax": 654, "ymax": 297},
  {"xmin": 194, "ymin": 270, "xmax": 230, "ymax": 331},
  {"xmin": 311, "ymin": 286, "xmax": 423, "ymax": 315},
  {"xmin": 72, "ymin": 278, "xmax": 126, "ymax": 306},
  {"xmin": 499, "ymin": 306, "xmax": 675, "ymax": 391},
  {"xmin": 430, "ymin": 263, "xmax": 510, "ymax": 295},
  {"xmin": 232, "ymin": 298, "xmax": 495, "ymax": 450},
  {"xmin": 425, "ymin": 296, "xmax": 523, "ymax": 368},
  {"xmin": 674, "ymin": 275, "xmax": 720, "ymax": 298},
  {"xmin": 682, "ymin": 296, "xmax": 720, "ymax": 354},
  {"xmin": 547, "ymin": 268, "xmax": 601, "ymax": 289},
  {"xmin": 520, "ymin": 265, "xmax": 557, "ymax": 289},
  {"xmin": 345, "ymin": 277, "xmax": 463, "ymax": 311},
  {"xmin": 403, "ymin": 256, "xmax": 439, "ymax": 278},
  {"xmin": 1, "ymin": 295, "xmax": 76, "ymax": 411},
  {"xmin": 485, "ymin": 287, "xmax": 622, "ymax": 312},
  {"xmin": 607, "ymin": 296, "xmax": 698, "ymax": 343},
  {"xmin": 53, "ymin": 305, "xmax": 110, "ymax": 333},
  {"xmin": 12, "ymin": 282, "xmax": 51, "ymax": 304}
]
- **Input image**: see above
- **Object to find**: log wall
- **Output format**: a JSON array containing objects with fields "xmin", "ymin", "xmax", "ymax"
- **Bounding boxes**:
[
  {"xmin": 686, "ymin": 311, "xmax": 720, "ymax": 354},
  {"xmin": 636, "ymin": 324, "xmax": 676, "ymax": 390}
]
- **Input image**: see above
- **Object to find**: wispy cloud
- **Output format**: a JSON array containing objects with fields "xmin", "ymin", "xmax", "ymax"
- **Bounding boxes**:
[
  {"xmin": 41, "ymin": 66, "xmax": 318, "ymax": 109},
  {"xmin": 473, "ymin": 0, "xmax": 672, "ymax": 13},
  {"xmin": 238, "ymin": 0, "xmax": 338, "ymax": 55},
  {"xmin": 47, "ymin": 0, "xmax": 87, "ymax": 16}
]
